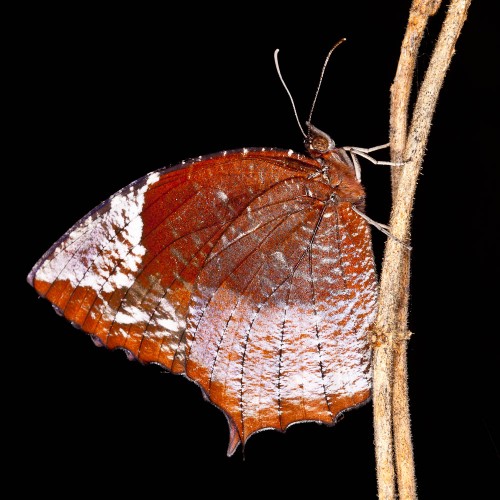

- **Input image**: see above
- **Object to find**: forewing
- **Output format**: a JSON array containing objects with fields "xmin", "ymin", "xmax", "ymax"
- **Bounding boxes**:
[{"xmin": 29, "ymin": 150, "xmax": 318, "ymax": 368}]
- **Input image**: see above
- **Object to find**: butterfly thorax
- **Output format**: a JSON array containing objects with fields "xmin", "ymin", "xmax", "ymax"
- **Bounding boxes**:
[{"xmin": 305, "ymin": 123, "xmax": 366, "ymax": 209}]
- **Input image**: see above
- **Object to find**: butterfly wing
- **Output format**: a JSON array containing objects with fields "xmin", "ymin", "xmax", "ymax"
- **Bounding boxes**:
[{"xmin": 28, "ymin": 148, "xmax": 377, "ymax": 455}]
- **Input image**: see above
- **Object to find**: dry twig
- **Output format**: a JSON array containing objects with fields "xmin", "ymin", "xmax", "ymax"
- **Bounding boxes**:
[{"xmin": 372, "ymin": 0, "xmax": 472, "ymax": 498}]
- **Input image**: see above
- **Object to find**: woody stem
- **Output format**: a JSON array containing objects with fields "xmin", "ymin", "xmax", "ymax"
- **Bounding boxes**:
[{"xmin": 372, "ymin": 0, "xmax": 472, "ymax": 498}]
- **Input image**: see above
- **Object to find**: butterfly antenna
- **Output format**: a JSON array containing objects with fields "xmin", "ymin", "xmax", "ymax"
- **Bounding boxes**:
[
  {"xmin": 274, "ymin": 49, "xmax": 307, "ymax": 138},
  {"xmin": 307, "ymin": 38, "xmax": 347, "ymax": 131}
]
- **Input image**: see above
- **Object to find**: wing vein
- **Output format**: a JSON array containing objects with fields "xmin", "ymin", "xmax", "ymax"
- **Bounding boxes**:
[{"xmin": 308, "ymin": 202, "xmax": 334, "ymax": 419}]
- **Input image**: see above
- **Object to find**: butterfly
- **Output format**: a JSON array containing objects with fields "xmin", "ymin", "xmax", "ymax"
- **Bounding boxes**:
[{"xmin": 28, "ymin": 41, "xmax": 392, "ymax": 455}]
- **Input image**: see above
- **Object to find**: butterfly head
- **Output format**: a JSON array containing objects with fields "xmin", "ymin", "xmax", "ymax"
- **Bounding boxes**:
[{"xmin": 305, "ymin": 122, "xmax": 336, "ymax": 158}]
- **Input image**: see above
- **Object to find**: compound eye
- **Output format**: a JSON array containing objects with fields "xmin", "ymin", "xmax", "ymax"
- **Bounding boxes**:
[
  {"xmin": 310, "ymin": 135, "xmax": 330, "ymax": 153},
  {"xmin": 306, "ymin": 123, "xmax": 335, "ymax": 154}
]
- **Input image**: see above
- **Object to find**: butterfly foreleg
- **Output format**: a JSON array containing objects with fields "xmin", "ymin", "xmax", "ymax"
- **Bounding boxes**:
[{"xmin": 343, "ymin": 143, "xmax": 404, "ymax": 181}]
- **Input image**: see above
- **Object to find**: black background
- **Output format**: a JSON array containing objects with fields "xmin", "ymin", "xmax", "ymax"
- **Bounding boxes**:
[{"xmin": 13, "ymin": 1, "xmax": 498, "ymax": 497}]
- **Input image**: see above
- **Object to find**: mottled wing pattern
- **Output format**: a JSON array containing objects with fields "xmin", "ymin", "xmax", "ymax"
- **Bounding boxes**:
[{"xmin": 28, "ymin": 148, "xmax": 377, "ymax": 455}]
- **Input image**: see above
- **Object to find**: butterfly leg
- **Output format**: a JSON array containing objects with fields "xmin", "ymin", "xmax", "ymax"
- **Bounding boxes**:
[
  {"xmin": 344, "ymin": 143, "xmax": 404, "ymax": 181},
  {"xmin": 351, "ymin": 205, "xmax": 412, "ymax": 250},
  {"xmin": 347, "ymin": 142, "xmax": 391, "ymax": 153}
]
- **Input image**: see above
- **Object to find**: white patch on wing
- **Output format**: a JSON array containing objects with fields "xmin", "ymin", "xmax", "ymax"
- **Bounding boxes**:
[
  {"xmin": 35, "ymin": 171, "xmax": 160, "ymax": 300},
  {"xmin": 156, "ymin": 317, "xmax": 182, "ymax": 332},
  {"xmin": 115, "ymin": 304, "xmax": 151, "ymax": 324},
  {"xmin": 216, "ymin": 190, "xmax": 229, "ymax": 203}
]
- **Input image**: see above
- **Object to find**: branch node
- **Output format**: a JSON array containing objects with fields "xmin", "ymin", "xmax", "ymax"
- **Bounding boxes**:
[
  {"xmin": 371, "ymin": 329, "xmax": 389, "ymax": 347},
  {"xmin": 398, "ymin": 330, "xmax": 414, "ymax": 342}
]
